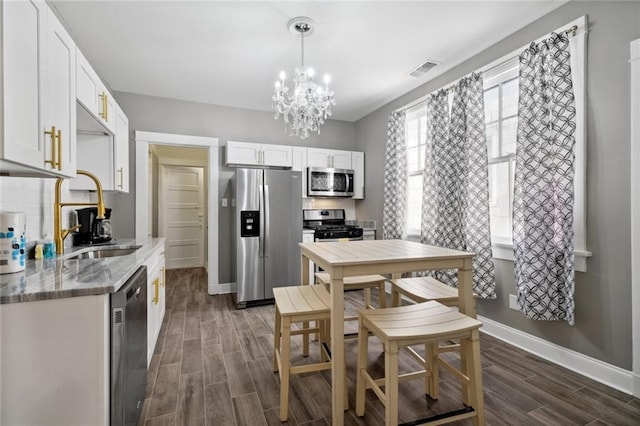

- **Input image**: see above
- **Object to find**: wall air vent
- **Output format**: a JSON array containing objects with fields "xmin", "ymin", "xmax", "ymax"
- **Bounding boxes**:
[{"xmin": 407, "ymin": 60, "xmax": 440, "ymax": 77}]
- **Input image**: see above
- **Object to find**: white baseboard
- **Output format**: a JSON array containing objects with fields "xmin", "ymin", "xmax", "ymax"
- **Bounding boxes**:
[
  {"xmin": 634, "ymin": 371, "xmax": 640, "ymax": 398},
  {"xmin": 478, "ymin": 315, "xmax": 634, "ymax": 395},
  {"xmin": 208, "ymin": 281, "xmax": 234, "ymax": 295}
]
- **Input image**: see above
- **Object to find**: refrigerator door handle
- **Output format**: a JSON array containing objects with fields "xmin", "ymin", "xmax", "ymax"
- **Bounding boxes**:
[
  {"xmin": 264, "ymin": 185, "xmax": 270, "ymax": 258},
  {"xmin": 259, "ymin": 184, "xmax": 265, "ymax": 258}
]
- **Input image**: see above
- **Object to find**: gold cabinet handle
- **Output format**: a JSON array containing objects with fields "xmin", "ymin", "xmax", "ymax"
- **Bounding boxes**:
[
  {"xmin": 117, "ymin": 167, "xmax": 123, "ymax": 189},
  {"xmin": 56, "ymin": 129, "xmax": 62, "ymax": 170},
  {"xmin": 44, "ymin": 126, "xmax": 58, "ymax": 168},
  {"xmin": 160, "ymin": 267, "xmax": 165, "ymax": 287},
  {"xmin": 152, "ymin": 277, "xmax": 159, "ymax": 304},
  {"xmin": 99, "ymin": 92, "xmax": 108, "ymax": 121}
]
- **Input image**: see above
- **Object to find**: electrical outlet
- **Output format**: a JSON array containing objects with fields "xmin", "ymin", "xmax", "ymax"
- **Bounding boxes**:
[
  {"xmin": 509, "ymin": 294, "xmax": 519, "ymax": 310},
  {"xmin": 221, "ymin": 198, "xmax": 228, "ymax": 207}
]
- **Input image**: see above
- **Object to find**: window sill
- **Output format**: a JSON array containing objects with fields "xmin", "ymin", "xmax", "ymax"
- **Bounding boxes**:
[{"xmin": 492, "ymin": 240, "xmax": 592, "ymax": 273}]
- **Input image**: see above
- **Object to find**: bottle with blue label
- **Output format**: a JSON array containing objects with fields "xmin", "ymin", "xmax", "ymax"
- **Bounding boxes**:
[{"xmin": 0, "ymin": 211, "xmax": 26, "ymax": 274}]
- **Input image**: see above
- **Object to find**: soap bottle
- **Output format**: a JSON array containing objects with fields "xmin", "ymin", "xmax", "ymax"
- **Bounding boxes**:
[{"xmin": 43, "ymin": 235, "xmax": 56, "ymax": 259}]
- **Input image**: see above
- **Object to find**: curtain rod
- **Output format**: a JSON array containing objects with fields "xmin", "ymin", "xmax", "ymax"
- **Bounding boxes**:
[{"xmin": 398, "ymin": 23, "xmax": 579, "ymax": 113}]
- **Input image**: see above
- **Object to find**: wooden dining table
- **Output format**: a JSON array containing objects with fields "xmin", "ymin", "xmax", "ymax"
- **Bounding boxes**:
[{"xmin": 299, "ymin": 239, "xmax": 476, "ymax": 426}]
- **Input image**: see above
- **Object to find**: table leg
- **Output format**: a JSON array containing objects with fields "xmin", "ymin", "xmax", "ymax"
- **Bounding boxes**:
[
  {"xmin": 457, "ymin": 257, "xmax": 475, "ymax": 405},
  {"xmin": 301, "ymin": 254, "xmax": 310, "ymax": 355},
  {"xmin": 330, "ymin": 268, "xmax": 346, "ymax": 425}
]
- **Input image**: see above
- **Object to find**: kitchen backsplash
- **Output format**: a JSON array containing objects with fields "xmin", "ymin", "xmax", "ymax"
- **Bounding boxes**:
[{"xmin": 0, "ymin": 176, "xmax": 92, "ymax": 245}]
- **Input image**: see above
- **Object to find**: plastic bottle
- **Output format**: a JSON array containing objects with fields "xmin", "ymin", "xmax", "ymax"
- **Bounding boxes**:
[{"xmin": 43, "ymin": 235, "xmax": 56, "ymax": 259}]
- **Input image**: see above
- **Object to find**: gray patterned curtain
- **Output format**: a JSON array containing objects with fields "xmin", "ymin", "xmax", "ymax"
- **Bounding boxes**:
[
  {"xmin": 382, "ymin": 111, "xmax": 407, "ymax": 239},
  {"xmin": 421, "ymin": 73, "xmax": 496, "ymax": 299},
  {"xmin": 514, "ymin": 33, "xmax": 576, "ymax": 324}
]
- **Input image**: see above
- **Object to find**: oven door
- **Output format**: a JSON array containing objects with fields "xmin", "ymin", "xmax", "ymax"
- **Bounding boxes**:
[{"xmin": 307, "ymin": 168, "xmax": 354, "ymax": 197}]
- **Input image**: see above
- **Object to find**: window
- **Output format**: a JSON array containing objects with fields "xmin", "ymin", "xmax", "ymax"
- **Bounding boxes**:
[
  {"xmin": 402, "ymin": 15, "xmax": 589, "ymax": 270},
  {"xmin": 484, "ymin": 58, "xmax": 519, "ymax": 246},
  {"xmin": 405, "ymin": 106, "xmax": 428, "ymax": 236}
]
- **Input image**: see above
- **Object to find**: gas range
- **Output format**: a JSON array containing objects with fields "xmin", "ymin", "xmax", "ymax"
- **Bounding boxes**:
[{"xmin": 303, "ymin": 209, "xmax": 363, "ymax": 241}]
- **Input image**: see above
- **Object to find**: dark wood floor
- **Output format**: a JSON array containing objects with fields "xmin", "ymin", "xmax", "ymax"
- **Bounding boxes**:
[{"xmin": 138, "ymin": 268, "xmax": 640, "ymax": 426}]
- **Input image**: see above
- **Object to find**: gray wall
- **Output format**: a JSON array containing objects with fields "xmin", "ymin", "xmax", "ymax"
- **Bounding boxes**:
[
  {"xmin": 355, "ymin": 1, "xmax": 640, "ymax": 370},
  {"xmin": 107, "ymin": 92, "xmax": 356, "ymax": 283}
]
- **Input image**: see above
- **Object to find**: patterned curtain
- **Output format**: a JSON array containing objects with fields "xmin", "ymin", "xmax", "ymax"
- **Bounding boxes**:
[
  {"xmin": 514, "ymin": 33, "xmax": 576, "ymax": 324},
  {"xmin": 421, "ymin": 73, "xmax": 496, "ymax": 299},
  {"xmin": 382, "ymin": 111, "xmax": 407, "ymax": 240}
]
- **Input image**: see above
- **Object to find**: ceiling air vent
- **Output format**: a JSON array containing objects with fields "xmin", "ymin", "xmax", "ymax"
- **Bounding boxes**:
[{"xmin": 407, "ymin": 60, "xmax": 440, "ymax": 77}]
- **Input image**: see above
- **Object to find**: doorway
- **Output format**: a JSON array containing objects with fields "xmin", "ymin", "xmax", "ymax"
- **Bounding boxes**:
[
  {"xmin": 159, "ymin": 164, "xmax": 205, "ymax": 269},
  {"xmin": 135, "ymin": 131, "xmax": 220, "ymax": 294}
]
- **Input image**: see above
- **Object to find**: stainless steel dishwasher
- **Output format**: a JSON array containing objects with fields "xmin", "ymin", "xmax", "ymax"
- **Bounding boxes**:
[{"xmin": 111, "ymin": 266, "xmax": 147, "ymax": 426}]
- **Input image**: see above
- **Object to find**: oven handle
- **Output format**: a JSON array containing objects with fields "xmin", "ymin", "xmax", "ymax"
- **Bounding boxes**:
[{"xmin": 315, "ymin": 236, "xmax": 363, "ymax": 242}]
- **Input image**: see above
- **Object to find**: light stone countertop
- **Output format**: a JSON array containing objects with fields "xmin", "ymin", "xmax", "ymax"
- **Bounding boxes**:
[{"xmin": 0, "ymin": 238, "xmax": 165, "ymax": 304}]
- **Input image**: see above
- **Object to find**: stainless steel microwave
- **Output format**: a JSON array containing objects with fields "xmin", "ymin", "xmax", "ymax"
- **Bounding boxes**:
[{"xmin": 307, "ymin": 167, "xmax": 354, "ymax": 197}]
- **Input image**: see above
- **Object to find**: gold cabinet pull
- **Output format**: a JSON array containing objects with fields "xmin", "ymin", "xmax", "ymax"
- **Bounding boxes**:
[
  {"xmin": 160, "ymin": 267, "xmax": 165, "ymax": 287},
  {"xmin": 99, "ymin": 92, "xmax": 108, "ymax": 121},
  {"xmin": 56, "ymin": 129, "xmax": 62, "ymax": 170},
  {"xmin": 152, "ymin": 277, "xmax": 159, "ymax": 304},
  {"xmin": 44, "ymin": 126, "xmax": 58, "ymax": 168},
  {"xmin": 117, "ymin": 167, "xmax": 123, "ymax": 189}
]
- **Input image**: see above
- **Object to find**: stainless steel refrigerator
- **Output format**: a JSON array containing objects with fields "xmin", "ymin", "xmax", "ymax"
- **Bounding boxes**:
[{"xmin": 233, "ymin": 168, "xmax": 302, "ymax": 308}]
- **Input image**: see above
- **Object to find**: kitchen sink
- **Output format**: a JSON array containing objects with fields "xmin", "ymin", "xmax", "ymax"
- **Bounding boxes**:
[{"xmin": 67, "ymin": 246, "xmax": 141, "ymax": 260}]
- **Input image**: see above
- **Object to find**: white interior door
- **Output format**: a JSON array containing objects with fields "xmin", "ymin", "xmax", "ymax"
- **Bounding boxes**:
[{"xmin": 159, "ymin": 165, "xmax": 204, "ymax": 269}]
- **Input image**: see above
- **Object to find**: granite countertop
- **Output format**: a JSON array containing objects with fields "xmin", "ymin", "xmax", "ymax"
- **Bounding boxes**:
[{"xmin": 0, "ymin": 238, "xmax": 165, "ymax": 305}]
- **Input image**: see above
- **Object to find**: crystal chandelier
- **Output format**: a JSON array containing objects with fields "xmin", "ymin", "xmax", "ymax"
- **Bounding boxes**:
[{"xmin": 273, "ymin": 17, "xmax": 335, "ymax": 139}]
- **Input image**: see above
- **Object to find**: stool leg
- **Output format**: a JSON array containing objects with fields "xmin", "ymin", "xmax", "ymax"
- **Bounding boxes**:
[
  {"xmin": 363, "ymin": 288, "xmax": 372, "ymax": 309},
  {"xmin": 378, "ymin": 282, "xmax": 387, "ymax": 308},
  {"xmin": 273, "ymin": 306, "xmax": 281, "ymax": 372},
  {"xmin": 280, "ymin": 317, "xmax": 292, "ymax": 421},
  {"xmin": 469, "ymin": 330, "xmax": 485, "ymax": 426},
  {"xmin": 426, "ymin": 342, "xmax": 438, "ymax": 399},
  {"xmin": 303, "ymin": 320, "xmax": 310, "ymax": 356},
  {"xmin": 319, "ymin": 319, "xmax": 328, "ymax": 362},
  {"xmin": 385, "ymin": 341, "xmax": 399, "ymax": 426},
  {"xmin": 391, "ymin": 287, "xmax": 400, "ymax": 307},
  {"xmin": 355, "ymin": 319, "xmax": 369, "ymax": 417}
]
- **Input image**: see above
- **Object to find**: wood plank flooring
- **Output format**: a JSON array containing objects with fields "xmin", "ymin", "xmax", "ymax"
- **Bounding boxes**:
[{"xmin": 138, "ymin": 268, "xmax": 640, "ymax": 425}]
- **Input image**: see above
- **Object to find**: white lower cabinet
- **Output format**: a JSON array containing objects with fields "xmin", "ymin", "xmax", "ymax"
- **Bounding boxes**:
[
  {"xmin": 0, "ymin": 295, "xmax": 111, "ymax": 426},
  {"xmin": 146, "ymin": 246, "xmax": 166, "ymax": 366}
]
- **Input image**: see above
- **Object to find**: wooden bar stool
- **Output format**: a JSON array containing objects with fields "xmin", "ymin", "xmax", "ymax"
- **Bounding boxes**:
[
  {"xmin": 315, "ymin": 272, "xmax": 387, "ymax": 317},
  {"xmin": 273, "ymin": 285, "xmax": 346, "ymax": 421},
  {"xmin": 355, "ymin": 301, "xmax": 484, "ymax": 426},
  {"xmin": 391, "ymin": 276, "xmax": 478, "ymax": 398}
]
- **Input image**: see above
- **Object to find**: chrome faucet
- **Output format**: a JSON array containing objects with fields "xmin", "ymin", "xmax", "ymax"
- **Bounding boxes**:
[{"xmin": 54, "ymin": 169, "xmax": 106, "ymax": 255}]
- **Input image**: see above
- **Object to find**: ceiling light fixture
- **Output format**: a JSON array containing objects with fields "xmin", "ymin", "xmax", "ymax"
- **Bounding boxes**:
[{"xmin": 273, "ymin": 17, "xmax": 335, "ymax": 140}]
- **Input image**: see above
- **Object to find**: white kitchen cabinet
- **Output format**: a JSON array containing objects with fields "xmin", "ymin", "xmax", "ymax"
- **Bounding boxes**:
[
  {"xmin": 0, "ymin": 0, "xmax": 76, "ymax": 178},
  {"xmin": 76, "ymin": 48, "xmax": 116, "ymax": 133},
  {"xmin": 226, "ymin": 140, "xmax": 292, "ymax": 168},
  {"xmin": 352, "ymin": 151, "xmax": 365, "ymax": 199},
  {"xmin": 71, "ymin": 97, "xmax": 129, "ymax": 192},
  {"xmin": 307, "ymin": 148, "xmax": 352, "ymax": 169},
  {"xmin": 146, "ymin": 245, "xmax": 166, "ymax": 366},
  {"xmin": 115, "ymin": 103, "xmax": 130, "ymax": 193},
  {"xmin": 0, "ymin": 295, "xmax": 110, "ymax": 425}
]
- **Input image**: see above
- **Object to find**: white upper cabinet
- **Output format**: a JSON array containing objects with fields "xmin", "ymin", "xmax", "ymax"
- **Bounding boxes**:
[
  {"xmin": 292, "ymin": 146, "xmax": 307, "ymax": 198},
  {"xmin": 351, "ymin": 151, "xmax": 365, "ymax": 199},
  {"xmin": 226, "ymin": 140, "xmax": 292, "ymax": 168},
  {"xmin": 1, "ymin": 0, "xmax": 76, "ymax": 178},
  {"xmin": 115, "ymin": 102, "xmax": 129, "ymax": 193},
  {"xmin": 76, "ymin": 49, "xmax": 115, "ymax": 133},
  {"xmin": 307, "ymin": 148, "xmax": 352, "ymax": 170}
]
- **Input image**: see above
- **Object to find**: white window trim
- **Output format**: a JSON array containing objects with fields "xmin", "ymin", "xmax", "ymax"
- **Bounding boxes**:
[{"xmin": 482, "ymin": 16, "xmax": 592, "ymax": 272}]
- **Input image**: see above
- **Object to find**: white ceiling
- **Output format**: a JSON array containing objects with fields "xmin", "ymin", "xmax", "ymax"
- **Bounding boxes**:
[{"xmin": 50, "ymin": 1, "xmax": 566, "ymax": 122}]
